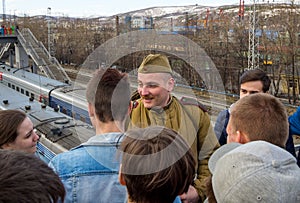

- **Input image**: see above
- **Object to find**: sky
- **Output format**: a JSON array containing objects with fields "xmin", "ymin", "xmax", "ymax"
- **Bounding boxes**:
[{"xmin": 5, "ymin": 0, "xmax": 239, "ymax": 17}]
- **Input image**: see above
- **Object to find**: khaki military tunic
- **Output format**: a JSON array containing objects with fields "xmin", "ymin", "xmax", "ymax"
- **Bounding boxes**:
[{"xmin": 129, "ymin": 95, "xmax": 219, "ymax": 202}]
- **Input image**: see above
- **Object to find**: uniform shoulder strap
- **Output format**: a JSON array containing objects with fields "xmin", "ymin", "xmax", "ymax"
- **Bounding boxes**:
[
  {"xmin": 130, "ymin": 90, "xmax": 140, "ymax": 109},
  {"xmin": 179, "ymin": 96, "xmax": 208, "ymax": 112},
  {"xmin": 131, "ymin": 89, "xmax": 140, "ymax": 101}
]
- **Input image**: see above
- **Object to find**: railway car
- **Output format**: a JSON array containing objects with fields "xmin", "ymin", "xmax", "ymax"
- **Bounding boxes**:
[
  {"xmin": 0, "ymin": 64, "xmax": 91, "ymax": 124},
  {"xmin": 0, "ymin": 64, "xmax": 227, "ymax": 125},
  {"xmin": 0, "ymin": 83, "xmax": 95, "ymax": 162},
  {"xmin": 0, "ymin": 65, "xmax": 65, "ymax": 105},
  {"xmin": 50, "ymin": 84, "xmax": 90, "ymax": 124}
]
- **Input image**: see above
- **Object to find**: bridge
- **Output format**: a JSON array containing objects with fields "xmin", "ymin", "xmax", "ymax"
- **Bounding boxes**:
[{"xmin": 0, "ymin": 29, "xmax": 71, "ymax": 83}]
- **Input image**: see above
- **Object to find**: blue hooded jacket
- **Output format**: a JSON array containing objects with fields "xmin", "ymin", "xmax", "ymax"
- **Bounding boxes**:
[{"xmin": 288, "ymin": 107, "xmax": 300, "ymax": 166}]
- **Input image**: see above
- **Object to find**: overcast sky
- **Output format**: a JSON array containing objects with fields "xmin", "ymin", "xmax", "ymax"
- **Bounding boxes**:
[{"xmin": 5, "ymin": 0, "xmax": 240, "ymax": 17}]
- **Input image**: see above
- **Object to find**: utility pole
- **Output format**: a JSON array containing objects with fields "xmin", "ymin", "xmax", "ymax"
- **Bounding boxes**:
[
  {"xmin": 238, "ymin": 0, "xmax": 245, "ymax": 22},
  {"xmin": 2, "ymin": 0, "xmax": 5, "ymax": 24},
  {"xmin": 185, "ymin": 12, "xmax": 189, "ymax": 32},
  {"xmin": 47, "ymin": 7, "xmax": 55, "ymax": 58},
  {"xmin": 115, "ymin": 15, "xmax": 120, "ymax": 36},
  {"xmin": 248, "ymin": 0, "xmax": 260, "ymax": 70},
  {"xmin": 205, "ymin": 8, "xmax": 209, "ymax": 28}
]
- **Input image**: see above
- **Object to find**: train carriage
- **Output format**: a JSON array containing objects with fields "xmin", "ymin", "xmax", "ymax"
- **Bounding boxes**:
[
  {"xmin": 0, "ymin": 83, "xmax": 95, "ymax": 162},
  {"xmin": 0, "ymin": 64, "xmax": 91, "ymax": 124}
]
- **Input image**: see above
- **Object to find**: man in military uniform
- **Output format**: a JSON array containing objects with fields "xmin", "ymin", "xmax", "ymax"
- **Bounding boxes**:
[{"xmin": 128, "ymin": 53, "xmax": 219, "ymax": 203}]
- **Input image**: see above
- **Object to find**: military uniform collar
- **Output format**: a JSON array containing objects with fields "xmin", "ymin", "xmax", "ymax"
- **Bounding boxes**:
[{"xmin": 149, "ymin": 95, "xmax": 173, "ymax": 113}]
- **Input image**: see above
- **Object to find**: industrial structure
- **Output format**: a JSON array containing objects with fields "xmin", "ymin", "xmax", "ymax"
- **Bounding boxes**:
[
  {"xmin": 0, "ymin": 29, "xmax": 70, "ymax": 83},
  {"xmin": 0, "ymin": 0, "xmax": 299, "ymax": 99},
  {"xmin": 248, "ymin": 0, "xmax": 260, "ymax": 70}
]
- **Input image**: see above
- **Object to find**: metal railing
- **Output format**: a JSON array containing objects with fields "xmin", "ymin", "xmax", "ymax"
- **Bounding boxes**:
[
  {"xmin": 16, "ymin": 28, "xmax": 71, "ymax": 83},
  {"xmin": 0, "ymin": 42, "xmax": 11, "ymax": 59}
]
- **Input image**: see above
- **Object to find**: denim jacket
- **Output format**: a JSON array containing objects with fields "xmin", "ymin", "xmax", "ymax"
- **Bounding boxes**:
[{"xmin": 49, "ymin": 133, "xmax": 127, "ymax": 203}]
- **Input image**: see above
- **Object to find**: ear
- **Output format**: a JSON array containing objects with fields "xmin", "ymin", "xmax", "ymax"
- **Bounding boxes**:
[
  {"xmin": 239, "ymin": 131, "xmax": 250, "ymax": 144},
  {"xmin": 235, "ymin": 130, "xmax": 242, "ymax": 143},
  {"xmin": 88, "ymin": 103, "xmax": 95, "ymax": 118},
  {"xmin": 118, "ymin": 165, "xmax": 126, "ymax": 186},
  {"xmin": 228, "ymin": 130, "xmax": 242, "ymax": 144},
  {"xmin": 167, "ymin": 78, "xmax": 175, "ymax": 92},
  {"xmin": 1, "ymin": 143, "xmax": 11, "ymax": 150}
]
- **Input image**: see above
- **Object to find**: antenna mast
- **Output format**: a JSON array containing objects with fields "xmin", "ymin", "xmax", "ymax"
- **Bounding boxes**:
[
  {"xmin": 47, "ymin": 7, "xmax": 55, "ymax": 58},
  {"xmin": 238, "ymin": 0, "xmax": 245, "ymax": 22},
  {"xmin": 248, "ymin": 0, "xmax": 260, "ymax": 70},
  {"xmin": 2, "ymin": 0, "xmax": 5, "ymax": 23}
]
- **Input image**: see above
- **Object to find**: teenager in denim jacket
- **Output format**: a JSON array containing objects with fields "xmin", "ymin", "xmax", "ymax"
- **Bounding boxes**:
[{"xmin": 49, "ymin": 68, "xmax": 130, "ymax": 203}]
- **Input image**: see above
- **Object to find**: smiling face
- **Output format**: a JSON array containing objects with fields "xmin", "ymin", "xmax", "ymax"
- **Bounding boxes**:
[
  {"xmin": 137, "ymin": 72, "xmax": 174, "ymax": 109},
  {"xmin": 4, "ymin": 117, "xmax": 39, "ymax": 154}
]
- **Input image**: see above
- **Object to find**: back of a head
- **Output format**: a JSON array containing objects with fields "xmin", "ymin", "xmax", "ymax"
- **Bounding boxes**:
[
  {"xmin": 120, "ymin": 126, "xmax": 195, "ymax": 203},
  {"xmin": 0, "ymin": 149, "xmax": 65, "ymax": 203},
  {"xmin": 230, "ymin": 93, "xmax": 288, "ymax": 147},
  {"xmin": 240, "ymin": 69, "xmax": 271, "ymax": 92},
  {"xmin": 209, "ymin": 141, "xmax": 300, "ymax": 202},
  {"xmin": 86, "ymin": 68, "xmax": 131, "ymax": 122},
  {"xmin": 0, "ymin": 110, "xmax": 26, "ymax": 147}
]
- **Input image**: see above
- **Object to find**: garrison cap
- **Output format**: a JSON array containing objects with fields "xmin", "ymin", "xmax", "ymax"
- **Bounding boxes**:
[{"xmin": 138, "ymin": 54, "xmax": 172, "ymax": 74}]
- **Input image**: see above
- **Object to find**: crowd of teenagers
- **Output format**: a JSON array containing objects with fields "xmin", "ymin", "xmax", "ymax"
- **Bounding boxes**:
[{"xmin": 0, "ymin": 53, "xmax": 299, "ymax": 203}]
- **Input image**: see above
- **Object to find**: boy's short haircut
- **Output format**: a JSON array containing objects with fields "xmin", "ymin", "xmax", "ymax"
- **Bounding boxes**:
[
  {"xmin": 230, "ymin": 93, "xmax": 288, "ymax": 147},
  {"xmin": 86, "ymin": 68, "xmax": 131, "ymax": 122},
  {"xmin": 120, "ymin": 126, "xmax": 196, "ymax": 203}
]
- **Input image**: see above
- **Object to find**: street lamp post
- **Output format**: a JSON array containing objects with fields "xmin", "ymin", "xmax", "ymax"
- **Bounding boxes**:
[{"xmin": 47, "ymin": 7, "xmax": 52, "ymax": 59}]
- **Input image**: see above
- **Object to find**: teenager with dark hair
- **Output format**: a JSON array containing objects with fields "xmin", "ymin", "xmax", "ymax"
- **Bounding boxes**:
[
  {"xmin": 0, "ymin": 149, "xmax": 65, "ymax": 203},
  {"xmin": 119, "ymin": 126, "xmax": 196, "ymax": 203}
]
